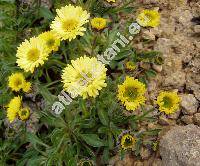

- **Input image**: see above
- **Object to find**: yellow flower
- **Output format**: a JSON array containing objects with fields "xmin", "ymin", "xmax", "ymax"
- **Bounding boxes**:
[
  {"xmin": 120, "ymin": 134, "xmax": 136, "ymax": 150},
  {"xmin": 7, "ymin": 96, "xmax": 22, "ymax": 123},
  {"xmin": 62, "ymin": 56, "xmax": 107, "ymax": 99},
  {"xmin": 8, "ymin": 73, "xmax": 26, "ymax": 92},
  {"xmin": 106, "ymin": 0, "xmax": 116, "ymax": 2},
  {"xmin": 118, "ymin": 76, "xmax": 146, "ymax": 111},
  {"xmin": 136, "ymin": 9, "xmax": 160, "ymax": 27},
  {"xmin": 125, "ymin": 61, "xmax": 136, "ymax": 71},
  {"xmin": 50, "ymin": 4, "xmax": 90, "ymax": 41},
  {"xmin": 16, "ymin": 37, "xmax": 49, "ymax": 73},
  {"xmin": 91, "ymin": 17, "xmax": 107, "ymax": 31},
  {"xmin": 18, "ymin": 107, "xmax": 30, "ymax": 121},
  {"xmin": 22, "ymin": 82, "xmax": 31, "ymax": 93},
  {"xmin": 38, "ymin": 31, "xmax": 60, "ymax": 53},
  {"xmin": 156, "ymin": 91, "xmax": 180, "ymax": 114}
]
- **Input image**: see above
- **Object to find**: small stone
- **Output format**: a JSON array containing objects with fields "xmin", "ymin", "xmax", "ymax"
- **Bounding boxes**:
[
  {"xmin": 181, "ymin": 115, "xmax": 193, "ymax": 124},
  {"xmin": 152, "ymin": 64, "xmax": 163, "ymax": 73},
  {"xmin": 193, "ymin": 113, "xmax": 200, "ymax": 126},
  {"xmin": 158, "ymin": 115, "xmax": 175, "ymax": 126},
  {"xmin": 140, "ymin": 147, "xmax": 151, "ymax": 160},
  {"xmin": 142, "ymin": 29, "xmax": 156, "ymax": 40},
  {"xmin": 148, "ymin": 122, "xmax": 158, "ymax": 130},
  {"xmin": 194, "ymin": 25, "xmax": 200, "ymax": 33},
  {"xmin": 152, "ymin": 159, "xmax": 162, "ymax": 166},
  {"xmin": 163, "ymin": 71, "xmax": 186, "ymax": 88},
  {"xmin": 181, "ymin": 94, "xmax": 198, "ymax": 115},
  {"xmin": 159, "ymin": 124, "xmax": 200, "ymax": 166},
  {"xmin": 134, "ymin": 161, "xmax": 143, "ymax": 166},
  {"xmin": 168, "ymin": 109, "xmax": 181, "ymax": 120}
]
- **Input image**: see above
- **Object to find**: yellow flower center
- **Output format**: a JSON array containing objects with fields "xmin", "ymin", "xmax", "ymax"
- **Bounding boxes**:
[
  {"xmin": 124, "ymin": 136, "xmax": 133, "ymax": 147},
  {"xmin": 163, "ymin": 96, "xmax": 173, "ymax": 108},
  {"xmin": 124, "ymin": 86, "xmax": 138, "ymax": 101},
  {"xmin": 62, "ymin": 19, "xmax": 78, "ymax": 32},
  {"xmin": 27, "ymin": 48, "xmax": 40, "ymax": 62},
  {"xmin": 14, "ymin": 79, "xmax": 22, "ymax": 87},
  {"xmin": 46, "ymin": 39, "xmax": 55, "ymax": 47}
]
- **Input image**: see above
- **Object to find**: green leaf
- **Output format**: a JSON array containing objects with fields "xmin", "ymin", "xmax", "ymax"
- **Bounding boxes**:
[
  {"xmin": 81, "ymin": 134, "xmax": 105, "ymax": 147},
  {"xmin": 145, "ymin": 69, "xmax": 157, "ymax": 78},
  {"xmin": 39, "ymin": 7, "xmax": 54, "ymax": 20},
  {"xmin": 98, "ymin": 109, "xmax": 109, "ymax": 126}
]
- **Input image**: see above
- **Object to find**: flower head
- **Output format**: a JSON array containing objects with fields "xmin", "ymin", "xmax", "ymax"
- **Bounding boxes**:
[
  {"xmin": 16, "ymin": 37, "xmax": 49, "ymax": 73},
  {"xmin": 106, "ymin": 0, "xmax": 116, "ymax": 2},
  {"xmin": 62, "ymin": 56, "xmax": 107, "ymax": 99},
  {"xmin": 125, "ymin": 61, "xmax": 136, "ymax": 71},
  {"xmin": 91, "ymin": 17, "xmax": 107, "ymax": 31},
  {"xmin": 22, "ymin": 82, "xmax": 32, "ymax": 93},
  {"xmin": 38, "ymin": 31, "xmax": 60, "ymax": 53},
  {"xmin": 136, "ymin": 9, "xmax": 160, "ymax": 27},
  {"xmin": 50, "ymin": 4, "xmax": 90, "ymax": 41},
  {"xmin": 18, "ymin": 107, "xmax": 30, "ymax": 121},
  {"xmin": 117, "ymin": 131, "xmax": 136, "ymax": 150},
  {"xmin": 118, "ymin": 76, "xmax": 146, "ymax": 111},
  {"xmin": 156, "ymin": 91, "xmax": 180, "ymax": 114},
  {"xmin": 8, "ymin": 73, "xmax": 26, "ymax": 92},
  {"xmin": 7, "ymin": 96, "xmax": 22, "ymax": 122}
]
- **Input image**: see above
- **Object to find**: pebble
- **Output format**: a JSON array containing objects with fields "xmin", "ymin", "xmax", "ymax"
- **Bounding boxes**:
[
  {"xmin": 181, "ymin": 94, "xmax": 198, "ymax": 115},
  {"xmin": 181, "ymin": 115, "xmax": 194, "ymax": 124},
  {"xmin": 193, "ymin": 113, "xmax": 200, "ymax": 126}
]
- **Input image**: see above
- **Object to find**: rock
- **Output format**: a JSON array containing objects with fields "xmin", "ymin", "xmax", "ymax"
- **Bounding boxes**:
[
  {"xmin": 193, "ymin": 113, "xmax": 200, "ymax": 126},
  {"xmin": 194, "ymin": 25, "xmax": 200, "ymax": 33},
  {"xmin": 142, "ymin": 29, "xmax": 156, "ymax": 40},
  {"xmin": 163, "ymin": 71, "xmax": 186, "ymax": 88},
  {"xmin": 168, "ymin": 109, "xmax": 181, "ymax": 120},
  {"xmin": 181, "ymin": 94, "xmax": 198, "ymax": 115},
  {"xmin": 152, "ymin": 159, "xmax": 162, "ymax": 166},
  {"xmin": 109, "ymin": 154, "xmax": 135, "ymax": 166},
  {"xmin": 159, "ymin": 124, "xmax": 200, "ymax": 166},
  {"xmin": 152, "ymin": 64, "xmax": 163, "ymax": 73},
  {"xmin": 158, "ymin": 115, "xmax": 176, "ymax": 126},
  {"xmin": 134, "ymin": 161, "xmax": 143, "ymax": 166},
  {"xmin": 154, "ymin": 38, "xmax": 172, "ymax": 55},
  {"xmin": 140, "ymin": 147, "xmax": 151, "ymax": 160},
  {"xmin": 181, "ymin": 115, "xmax": 193, "ymax": 124}
]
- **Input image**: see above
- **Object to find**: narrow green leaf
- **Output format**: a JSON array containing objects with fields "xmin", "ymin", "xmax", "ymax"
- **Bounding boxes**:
[
  {"xmin": 98, "ymin": 109, "xmax": 109, "ymax": 126},
  {"xmin": 81, "ymin": 134, "xmax": 105, "ymax": 147}
]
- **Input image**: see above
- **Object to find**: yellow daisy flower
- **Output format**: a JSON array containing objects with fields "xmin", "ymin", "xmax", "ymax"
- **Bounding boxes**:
[
  {"xmin": 16, "ymin": 37, "xmax": 49, "ymax": 73},
  {"xmin": 91, "ymin": 17, "xmax": 107, "ymax": 31},
  {"xmin": 8, "ymin": 73, "xmax": 26, "ymax": 92},
  {"xmin": 136, "ymin": 9, "xmax": 160, "ymax": 27},
  {"xmin": 125, "ymin": 61, "xmax": 136, "ymax": 71},
  {"xmin": 106, "ymin": 0, "xmax": 116, "ymax": 2},
  {"xmin": 156, "ymin": 91, "xmax": 180, "ymax": 114},
  {"xmin": 120, "ymin": 134, "xmax": 136, "ymax": 150},
  {"xmin": 18, "ymin": 107, "xmax": 30, "ymax": 121},
  {"xmin": 22, "ymin": 82, "xmax": 32, "ymax": 93},
  {"xmin": 7, "ymin": 96, "xmax": 22, "ymax": 123},
  {"xmin": 38, "ymin": 31, "xmax": 60, "ymax": 53},
  {"xmin": 118, "ymin": 76, "xmax": 146, "ymax": 111},
  {"xmin": 62, "ymin": 56, "xmax": 107, "ymax": 99},
  {"xmin": 50, "ymin": 4, "xmax": 90, "ymax": 41}
]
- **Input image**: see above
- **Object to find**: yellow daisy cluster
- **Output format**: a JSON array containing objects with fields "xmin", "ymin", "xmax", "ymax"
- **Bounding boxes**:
[
  {"xmin": 156, "ymin": 91, "xmax": 180, "ymax": 114},
  {"xmin": 8, "ymin": 72, "xmax": 31, "ymax": 92},
  {"xmin": 7, "ymin": 96, "xmax": 30, "ymax": 122},
  {"xmin": 62, "ymin": 56, "xmax": 107, "ymax": 99},
  {"xmin": 118, "ymin": 76, "xmax": 146, "ymax": 111},
  {"xmin": 16, "ymin": 4, "xmax": 90, "ymax": 73},
  {"xmin": 136, "ymin": 9, "xmax": 160, "ymax": 27},
  {"xmin": 91, "ymin": 17, "xmax": 107, "ymax": 31}
]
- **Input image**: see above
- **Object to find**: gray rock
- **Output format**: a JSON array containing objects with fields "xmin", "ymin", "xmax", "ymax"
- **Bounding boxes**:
[
  {"xmin": 181, "ymin": 94, "xmax": 198, "ymax": 115},
  {"xmin": 160, "ymin": 124, "xmax": 200, "ymax": 166},
  {"xmin": 194, "ymin": 25, "xmax": 200, "ymax": 33},
  {"xmin": 168, "ymin": 109, "xmax": 181, "ymax": 120},
  {"xmin": 163, "ymin": 71, "xmax": 186, "ymax": 88},
  {"xmin": 181, "ymin": 115, "xmax": 193, "ymax": 124},
  {"xmin": 193, "ymin": 113, "xmax": 200, "ymax": 126}
]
